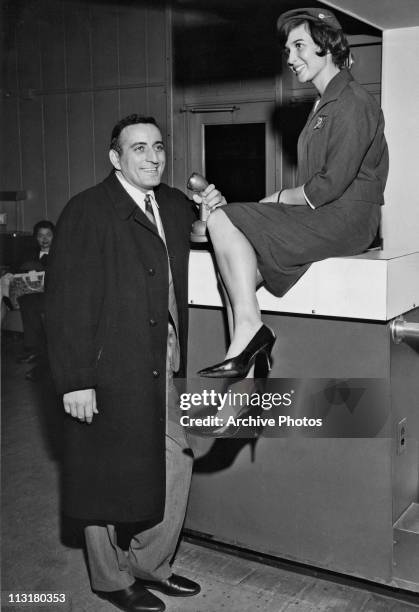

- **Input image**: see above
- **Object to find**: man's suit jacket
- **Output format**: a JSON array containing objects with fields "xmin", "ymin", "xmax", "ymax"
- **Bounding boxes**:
[
  {"xmin": 20, "ymin": 249, "xmax": 49, "ymax": 272},
  {"xmin": 45, "ymin": 172, "xmax": 196, "ymax": 523}
]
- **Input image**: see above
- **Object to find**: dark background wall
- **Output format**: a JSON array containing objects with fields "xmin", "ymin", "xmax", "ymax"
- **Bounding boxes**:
[{"xmin": 1, "ymin": 0, "xmax": 170, "ymax": 232}]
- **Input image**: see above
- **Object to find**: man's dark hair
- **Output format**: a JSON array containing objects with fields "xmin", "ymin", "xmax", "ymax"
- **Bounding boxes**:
[
  {"xmin": 278, "ymin": 18, "xmax": 351, "ymax": 69},
  {"xmin": 110, "ymin": 114, "xmax": 160, "ymax": 154},
  {"xmin": 33, "ymin": 220, "xmax": 55, "ymax": 236}
]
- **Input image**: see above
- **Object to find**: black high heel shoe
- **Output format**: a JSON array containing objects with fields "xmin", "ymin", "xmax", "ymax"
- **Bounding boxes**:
[{"xmin": 198, "ymin": 324, "xmax": 276, "ymax": 378}]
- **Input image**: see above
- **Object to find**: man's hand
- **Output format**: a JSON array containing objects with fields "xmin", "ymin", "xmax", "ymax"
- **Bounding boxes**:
[
  {"xmin": 63, "ymin": 389, "xmax": 98, "ymax": 424},
  {"xmin": 193, "ymin": 184, "xmax": 226, "ymax": 212}
]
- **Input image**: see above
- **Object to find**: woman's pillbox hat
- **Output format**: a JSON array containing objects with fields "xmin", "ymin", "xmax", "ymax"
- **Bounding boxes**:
[{"xmin": 277, "ymin": 7, "xmax": 342, "ymax": 32}]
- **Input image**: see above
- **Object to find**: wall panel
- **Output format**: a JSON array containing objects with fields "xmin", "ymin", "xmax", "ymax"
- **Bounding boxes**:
[
  {"xmin": 2, "ymin": 26, "xmax": 18, "ymax": 93},
  {"xmin": 0, "ymin": 98, "xmax": 21, "ymax": 190},
  {"xmin": 39, "ymin": 0, "xmax": 66, "ymax": 91},
  {"xmin": 91, "ymin": 6, "xmax": 119, "ymax": 89},
  {"xmin": 118, "ymin": 6, "xmax": 147, "ymax": 86},
  {"xmin": 119, "ymin": 86, "xmax": 148, "ymax": 119},
  {"xmin": 119, "ymin": 85, "xmax": 167, "ymax": 139},
  {"xmin": 43, "ymin": 95, "xmax": 70, "ymax": 223},
  {"xmin": 64, "ymin": 4, "xmax": 92, "ymax": 91},
  {"xmin": 93, "ymin": 91, "xmax": 120, "ymax": 182},
  {"xmin": 1, "ymin": 12, "xmax": 22, "ymax": 230},
  {"xmin": 15, "ymin": 14, "xmax": 41, "ymax": 90},
  {"xmin": 146, "ymin": 6, "xmax": 167, "ymax": 83},
  {"xmin": 351, "ymin": 44, "xmax": 382, "ymax": 87},
  {"xmin": 0, "ymin": 93, "xmax": 22, "ymax": 230},
  {"xmin": 147, "ymin": 85, "xmax": 167, "ymax": 133},
  {"xmin": 67, "ymin": 93, "xmax": 94, "ymax": 196},
  {"xmin": 147, "ymin": 85, "xmax": 169, "ymax": 184},
  {"xmin": 19, "ymin": 97, "xmax": 46, "ymax": 229}
]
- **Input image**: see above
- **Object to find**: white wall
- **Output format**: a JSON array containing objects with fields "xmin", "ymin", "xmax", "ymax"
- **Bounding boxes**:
[{"xmin": 380, "ymin": 27, "xmax": 419, "ymax": 250}]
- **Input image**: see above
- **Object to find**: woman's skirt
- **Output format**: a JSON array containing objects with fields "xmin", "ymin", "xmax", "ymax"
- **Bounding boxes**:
[{"xmin": 222, "ymin": 199, "xmax": 381, "ymax": 297}]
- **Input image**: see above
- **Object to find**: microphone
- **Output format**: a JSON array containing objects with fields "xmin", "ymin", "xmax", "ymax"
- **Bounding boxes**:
[{"xmin": 187, "ymin": 172, "xmax": 210, "ymax": 243}]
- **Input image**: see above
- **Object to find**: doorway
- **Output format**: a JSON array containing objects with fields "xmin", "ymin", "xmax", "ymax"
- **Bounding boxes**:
[{"xmin": 186, "ymin": 101, "xmax": 278, "ymax": 202}]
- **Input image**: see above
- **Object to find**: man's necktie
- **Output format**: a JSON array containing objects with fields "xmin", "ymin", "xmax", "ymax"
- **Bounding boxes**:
[{"xmin": 144, "ymin": 193, "xmax": 156, "ymax": 226}]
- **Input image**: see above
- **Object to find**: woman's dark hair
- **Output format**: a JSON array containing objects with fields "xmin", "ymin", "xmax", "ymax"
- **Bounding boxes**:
[
  {"xmin": 110, "ymin": 114, "xmax": 160, "ymax": 154},
  {"xmin": 278, "ymin": 17, "xmax": 351, "ymax": 69},
  {"xmin": 33, "ymin": 220, "xmax": 55, "ymax": 236}
]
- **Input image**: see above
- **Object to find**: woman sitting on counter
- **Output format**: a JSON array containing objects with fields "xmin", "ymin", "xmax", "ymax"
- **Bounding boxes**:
[{"xmin": 199, "ymin": 7, "xmax": 388, "ymax": 379}]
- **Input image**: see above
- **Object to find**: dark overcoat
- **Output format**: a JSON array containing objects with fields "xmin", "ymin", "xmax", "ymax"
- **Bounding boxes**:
[{"xmin": 45, "ymin": 172, "xmax": 196, "ymax": 523}]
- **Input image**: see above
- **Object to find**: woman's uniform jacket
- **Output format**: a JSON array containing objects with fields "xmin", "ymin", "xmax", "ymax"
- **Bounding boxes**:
[
  {"xmin": 298, "ymin": 68, "xmax": 388, "ymax": 209},
  {"xmin": 45, "ymin": 172, "xmax": 196, "ymax": 524}
]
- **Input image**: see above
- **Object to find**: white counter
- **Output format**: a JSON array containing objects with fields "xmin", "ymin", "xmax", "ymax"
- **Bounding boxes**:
[{"xmin": 188, "ymin": 249, "xmax": 419, "ymax": 321}]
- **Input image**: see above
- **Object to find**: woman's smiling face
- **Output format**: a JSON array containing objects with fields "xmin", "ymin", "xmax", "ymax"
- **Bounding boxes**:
[{"xmin": 285, "ymin": 23, "xmax": 332, "ymax": 92}]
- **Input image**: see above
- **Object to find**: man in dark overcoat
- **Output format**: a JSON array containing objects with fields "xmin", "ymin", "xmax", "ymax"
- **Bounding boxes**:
[{"xmin": 45, "ymin": 114, "xmax": 225, "ymax": 612}]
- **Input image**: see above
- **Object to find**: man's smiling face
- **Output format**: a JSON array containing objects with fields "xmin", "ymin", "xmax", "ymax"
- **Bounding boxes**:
[{"xmin": 110, "ymin": 123, "xmax": 166, "ymax": 193}]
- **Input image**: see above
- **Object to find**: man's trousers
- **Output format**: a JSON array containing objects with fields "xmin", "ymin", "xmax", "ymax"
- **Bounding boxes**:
[{"xmin": 18, "ymin": 293, "xmax": 46, "ymax": 354}]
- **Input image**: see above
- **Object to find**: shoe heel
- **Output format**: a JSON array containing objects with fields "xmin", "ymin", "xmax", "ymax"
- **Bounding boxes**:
[
  {"xmin": 255, "ymin": 342, "xmax": 274, "ymax": 375},
  {"xmin": 249, "ymin": 438, "xmax": 257, "ymax": 462},
  {"xmin": 266, "ymin": 337, "xmax": 276, "ymax": 370}
]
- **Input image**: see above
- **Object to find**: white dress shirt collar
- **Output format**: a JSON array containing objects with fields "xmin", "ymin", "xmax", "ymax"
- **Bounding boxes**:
[
  {"xmin": 115, "ymin": 171, "xmax": 159, "ymax": 210},
  {"xmin": 115, "ymin": 171, "xmax": 164, "ymax": 239}
]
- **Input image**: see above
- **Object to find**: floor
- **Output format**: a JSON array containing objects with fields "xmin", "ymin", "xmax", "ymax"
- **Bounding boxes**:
[{"xmin": 2, "ymin": 333, "xmax": 419, "ymax": 612}]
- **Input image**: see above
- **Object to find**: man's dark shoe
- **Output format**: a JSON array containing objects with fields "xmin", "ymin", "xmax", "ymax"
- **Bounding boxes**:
[
  {"xmin": 95, "ymin": 583, "xmax": 165, "ymax": 612},
  {"xmin": 137, "ymin": 574, "xmax": 200, "ymax": 597}
]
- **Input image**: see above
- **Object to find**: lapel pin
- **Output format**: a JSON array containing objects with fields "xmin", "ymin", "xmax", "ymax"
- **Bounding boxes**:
[{"xmin": 313, "ymin": 115, "xmax": 327, "ymax": 130}]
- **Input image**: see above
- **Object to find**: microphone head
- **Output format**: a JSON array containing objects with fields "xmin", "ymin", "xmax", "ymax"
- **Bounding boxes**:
[{"xmin": 187, "ymin": 172, "xmax": 209, "ymax": 192}]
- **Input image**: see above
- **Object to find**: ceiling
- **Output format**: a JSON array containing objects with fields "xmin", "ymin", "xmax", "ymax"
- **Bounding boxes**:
[
  {"xmin": 321, "ymin": 0, "xmax": 419, "ymax": 30},
  {"xmin": 174, "ymin": 0, "xmax": 381, "ymax": 35},
  {"xmin": 175, "ymin": 0, "xmax": 419, "ymax": 31},
  {"xmin": 6, "ymin": 0, "xmax": 419, "ymax": 31}
]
